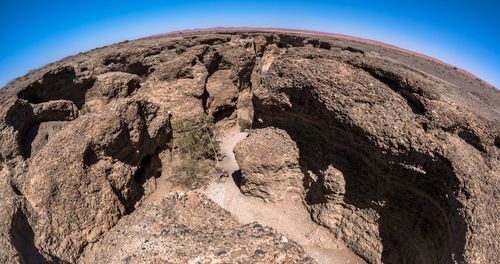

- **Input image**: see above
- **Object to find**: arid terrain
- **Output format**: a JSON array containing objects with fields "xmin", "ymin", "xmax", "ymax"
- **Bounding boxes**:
[{"xmin": 0, "ymin": 29, "xmax": 498, "ymax": 264}]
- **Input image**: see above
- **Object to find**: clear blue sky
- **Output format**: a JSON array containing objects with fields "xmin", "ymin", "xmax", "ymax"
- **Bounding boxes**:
[{"xmin": 1, "ymin": 0, "xmax": 499, "ymax": 88}]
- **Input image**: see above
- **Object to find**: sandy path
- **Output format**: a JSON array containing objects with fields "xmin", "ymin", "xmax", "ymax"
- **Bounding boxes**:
[{"xmin": 204, "ymin": 128, "xmax": 366, "ymax": 264}]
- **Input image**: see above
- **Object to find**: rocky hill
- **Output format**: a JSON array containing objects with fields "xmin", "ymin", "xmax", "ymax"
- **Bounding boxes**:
[{"xmin": 0, "ymin": 30, "xmax": 498, "ymax": 264}]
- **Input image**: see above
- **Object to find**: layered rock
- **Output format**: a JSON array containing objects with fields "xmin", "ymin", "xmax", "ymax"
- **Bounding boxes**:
[{"xmin": 251, "ymin": 43, "xmax": 499, "ymax": 263}]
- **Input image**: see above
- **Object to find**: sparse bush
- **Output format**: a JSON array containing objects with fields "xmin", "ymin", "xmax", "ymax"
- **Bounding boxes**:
[
  {"xmin": 172, "ymin": 158, "xmax": 213, "ymax": 189},
  {"xmin": 171, "ymin": 114, "xmax": 221, "ymax": 189},
  {"xmin": 174, "ymin": 114, "xmax": 221, "ymax": 161}
]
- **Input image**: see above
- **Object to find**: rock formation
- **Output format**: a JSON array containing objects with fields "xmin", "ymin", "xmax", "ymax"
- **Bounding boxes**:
[
  {"xmin": 79, "ymin": 192, "xmax": 313, "ymax": 264},
  {"xmin": 0, "ymin": 30, "xmax": 498, "ymax": 264},
  {"xmin": 234, "ymin": 127, "xmax": 304, "ymax": 202}
]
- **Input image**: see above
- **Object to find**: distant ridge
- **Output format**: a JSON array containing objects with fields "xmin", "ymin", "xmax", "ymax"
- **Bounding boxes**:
[{"xmin": 157, "ymin": 26, "xmax": 495, "ymax": 89}]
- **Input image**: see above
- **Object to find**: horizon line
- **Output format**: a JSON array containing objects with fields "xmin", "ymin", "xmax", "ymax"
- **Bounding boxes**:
[{"xmin": 3, "ymin": 26, "xmax": 496, "ymax": 90}]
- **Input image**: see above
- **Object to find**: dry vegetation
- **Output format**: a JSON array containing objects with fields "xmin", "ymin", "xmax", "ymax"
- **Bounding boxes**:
[{"xmin": 170, "ymin": 114, "xmax": 222, "ymax": 189}]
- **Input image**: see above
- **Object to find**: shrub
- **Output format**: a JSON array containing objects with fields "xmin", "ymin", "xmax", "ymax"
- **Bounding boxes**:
[
  {"xmin": 171, "ymin": 114, "xmax": 221, "ymax": 189},
  {"xmin": 238, "ymin": 117, "xmax": 252, "ymax": 130},
  {"xmin": 172, "ymin": 158, "xmax": 213, "ymax": 189},
  {"xmin": 173, "ymin": 114, "xmax": 221, "ymax": 161}
]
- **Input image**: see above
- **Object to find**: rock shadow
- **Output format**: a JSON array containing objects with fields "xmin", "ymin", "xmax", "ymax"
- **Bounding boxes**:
[
  {"xmin": 17, "ymin": 66, "xmax": 95, "ymax": 109},
  {"xmin": 10, "ymin": 209, "xmax": 45, "ymax": 264},
  {"xmin": 252, "ymin": 86, "xmax": 467, "ymax": 264},
  {"xmin": 232, "ymin": 169, "xmax": 244, "ymax": 188}
]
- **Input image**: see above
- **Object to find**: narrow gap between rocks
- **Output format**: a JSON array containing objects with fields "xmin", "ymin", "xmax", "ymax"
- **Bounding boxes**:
[{"xmin": 9, "ymin": 209, "xmax": 45, "ymax": 264}]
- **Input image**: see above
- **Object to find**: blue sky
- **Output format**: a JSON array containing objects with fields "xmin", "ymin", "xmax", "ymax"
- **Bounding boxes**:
[{"xmin": 1, "ymin": 0, "xmax": 499, "ymax": 88}]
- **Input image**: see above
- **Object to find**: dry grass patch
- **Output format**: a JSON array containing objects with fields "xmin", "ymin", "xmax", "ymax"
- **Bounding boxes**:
[{"xmin": 170, "ymin": 114, "xmax": 222, "ymax": 189}]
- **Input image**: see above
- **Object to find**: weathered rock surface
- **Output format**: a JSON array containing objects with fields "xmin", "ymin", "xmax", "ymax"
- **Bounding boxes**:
[
  {"xmin": 83, "ymin": 71, "xmax": 141, "ymax": 113},
  {"xmin": 206, "ymin": 69, "xmax": 239, "ymax": 116},
  {"xmin": 79, "ymin": 192, "xmax": 314, "ymax": 264},
  {"xmin": 251, "ymin": 43, "xmax": 499, "ymax": 264},
  {"xmin": 0, "ymin": 30, "xmax": 498, "ymax": 264},
  {"xmin": 234, "ymin": 127, "xmax": 304, "ymax": 201},
  {"xmin": 24, "ymin": 99, "xmax": 170, "ymax": 263}
]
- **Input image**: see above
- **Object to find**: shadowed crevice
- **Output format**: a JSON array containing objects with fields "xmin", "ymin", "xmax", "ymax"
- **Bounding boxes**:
[
  {"xmin": 213, "ymin": 106, "xmax": 236, "ymax": 123},
  {"xmin": 17, "ymin": 66, "xmax": 95, "ymax": 109},
  {"xmin": 232, "ymin": 169, "xmax": 244, "ymax": 188},
  {"xmin": 364, "ymin": 70, "xmax": 426, "ymax": 115},
  {"xmin": 10, "ymin": 209, "xmax": 46, "ymax": 264}
]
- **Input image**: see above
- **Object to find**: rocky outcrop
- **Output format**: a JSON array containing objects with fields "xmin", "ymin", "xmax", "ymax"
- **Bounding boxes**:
[
  {"xmin": 83, "ymin": 72, "xmax": 141, "ymax": 113},
  {"xmin": 23, "ymin": 99, "xmax": 170, "ymax": 262},
  {"xmin": 79, "ymin": 192, "xmax": 314, "ymax": 264},
  {"xmin": 0, "ymin": 30, "xmax": 498, "ymax": 264},
  {"xmin": 206, "ymin": 69, "xmax": 239, "ymax": 117},
  {"xmin": 251, "ymin": 44, "xmax": 499, "ymax": 264}
]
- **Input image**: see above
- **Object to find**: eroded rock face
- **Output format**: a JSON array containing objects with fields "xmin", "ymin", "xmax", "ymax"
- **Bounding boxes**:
[
  {"xmin": 23, "ymin": 99, "xmax": 170, "ymax": 262},
  {"xmin": 234, "ymin": 127, "xmax": 304, "ymax": 201},
  {"xmin": 251, "ymin": 44, "xmax": 499, "ymax": 264},
  {"xmin": 0, "ymin": 30, "xmax": 498, "ymax": 264},
  {"xmin": 206, "ymin": 69, "xmax": 239, "ymax": 117},
  {"xmin": 83, "ymin": 71, "xmax": 141, "ymax": 113}
]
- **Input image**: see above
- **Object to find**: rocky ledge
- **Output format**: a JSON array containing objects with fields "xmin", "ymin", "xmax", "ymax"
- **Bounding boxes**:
[{"xmin": 0, "ymin": 30, "xmax": 498, "ymax": 264}]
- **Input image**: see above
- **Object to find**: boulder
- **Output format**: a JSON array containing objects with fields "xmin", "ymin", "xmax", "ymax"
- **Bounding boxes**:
[{"xmin": 234, "ymin": 127, "xmax": 304, "ymax": 201}]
